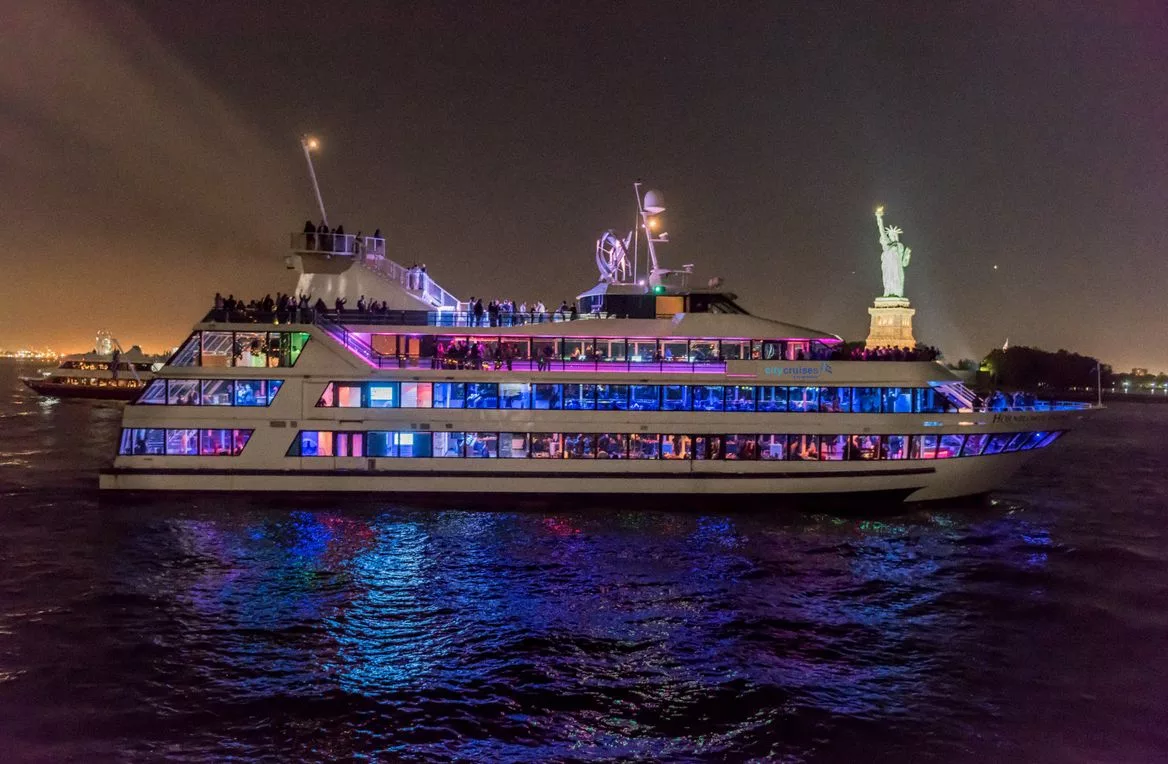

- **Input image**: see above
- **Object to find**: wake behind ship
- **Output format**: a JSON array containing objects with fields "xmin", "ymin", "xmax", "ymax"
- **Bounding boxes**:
[{"xmin": 99, "ymin": 186, "xmax": 1095, "ymax": 503}]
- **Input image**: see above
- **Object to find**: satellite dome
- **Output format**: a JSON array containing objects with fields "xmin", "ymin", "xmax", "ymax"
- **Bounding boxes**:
[{"xmin": 642, "ymin": 189, "xmax": 666, "ymax": 214}]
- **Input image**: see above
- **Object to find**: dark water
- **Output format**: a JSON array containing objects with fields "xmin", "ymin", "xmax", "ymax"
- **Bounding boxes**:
[{"xmin": 1, "ymin": 361, "xmax": 1165, "ymax": 763}]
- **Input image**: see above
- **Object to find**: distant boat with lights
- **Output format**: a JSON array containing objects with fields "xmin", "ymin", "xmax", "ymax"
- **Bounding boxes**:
[
  {"xmin": 99, "ymin": 175, "xmax": 1096, "ymax": 503},
  {"xmin": 23, "ymin": 332, "xmax": 162, "ymax": 401}
]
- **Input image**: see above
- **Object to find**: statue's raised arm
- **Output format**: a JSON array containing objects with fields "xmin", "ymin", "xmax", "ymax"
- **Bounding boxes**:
[{"xmin": 875, "ymin": 206, "xmax": 890, "ymax": 248}]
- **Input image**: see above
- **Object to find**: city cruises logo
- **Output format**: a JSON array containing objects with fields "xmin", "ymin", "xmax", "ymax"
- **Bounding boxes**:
[{"xmin": 763, "ymin": 362, "xmax": 833, "ymax": 380}]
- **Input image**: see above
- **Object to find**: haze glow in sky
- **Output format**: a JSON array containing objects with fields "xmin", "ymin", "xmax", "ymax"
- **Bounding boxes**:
[{"xmin": 1, "ymin": 0, "xmax": 1165, "ymax": 371}]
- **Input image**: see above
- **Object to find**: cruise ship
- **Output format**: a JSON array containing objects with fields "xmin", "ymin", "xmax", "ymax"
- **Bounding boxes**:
[
  {"xmin": 23, "ymin": 334, "xmax": 161, "ymax": 401},
  {"xmin": 99, "ymin": 188, "xmax": 1094, "ymax": 503}
]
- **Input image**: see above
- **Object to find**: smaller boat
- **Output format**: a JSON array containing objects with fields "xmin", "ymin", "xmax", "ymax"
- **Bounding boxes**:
[{"xmin": 22, "ymin": 338, "xmax": 163, "ymax": 401}]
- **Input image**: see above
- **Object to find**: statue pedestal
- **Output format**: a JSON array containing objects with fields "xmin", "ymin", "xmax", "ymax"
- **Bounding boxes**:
[{"xmin": 866, "ymin": 297, "xmax": 916, "ymax": 349}]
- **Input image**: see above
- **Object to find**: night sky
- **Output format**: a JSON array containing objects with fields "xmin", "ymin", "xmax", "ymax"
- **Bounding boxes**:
[{"xmin": 2, "ymin": 1, "xmax": 1165, "ymax": 371}]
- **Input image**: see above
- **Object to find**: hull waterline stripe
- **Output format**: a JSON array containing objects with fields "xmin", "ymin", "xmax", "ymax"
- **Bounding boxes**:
[{"xmin": 101, "ymin": 466, "xmax": 936, "ymax": 480}]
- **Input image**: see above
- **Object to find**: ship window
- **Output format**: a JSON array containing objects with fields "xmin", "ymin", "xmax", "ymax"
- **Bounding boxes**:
[
  {"xmin": 756, "ymin": 386, "xmax": 788, "ymax": 412},
  {"xmin": 911, "ymin": 434, "xmax": 939, "ymax": 459},
  {"xmin": 433, "ymin": 383, "xmax": 465, "ymax": 408},
  {"xmin": 758, "ymin": 435, "xmax": 786, "ymax": 460},
  {"xmin": 915, "ymin": 388, "xmax": 954, "ymax": 414},
  {"xmin": 853, "ymin": 387, "xmax": 882, "ymax": 413},
  {"xmin": 564, "ymin": 433, "xmax": 594, "ymax": 458},
  {"xmin": 198, "ymin": 332, "xmax": 234, "ymax": 367},
  {"xmin": 302, "ymin": 431, "xmax": 332, "ymax": 456},
  {"xmin": 335, "ymin": 432, "xmax": 363, "ymax": 458},
  {"xmin": 167, "ymin": 379, "xmax": 200, "ymax": 406},
  {"xmin": 596, "ymin": 433, "xmax": 625, "ymax": 459},
  {"xmin": 961, "ymin": 433, "xmax": 990, "ymax": 456},
  {"xmin": 628, "ymin": 433, "xmax": 660, "ymax": 459},
  {"xmin": 694, "ymin": 435, "xmax": 724, "ymax": 460},
  {"xmin": 596, "ymin": 384, "xmax": 629, "ymax": 411},
  {"xmin": 317, "ymin": 383, "xmax": 335, "ymax": 407},
  {"xmin": 434, "ymin": 432, "xmax": 466, "ymax": 457},
  {"xmin": 530, "ymin": 433, "xmax": 562, "ymax": 458},
  {"xmin": 467, "ymin": 432, "xmax": 497, "ymax": 458},
  {"xmin": 629, "ymin": 385, "xmax": 660, "ymax": 411},
  {"xmin": 881, "ymin": 435, "xmax": 908, "ymax": 460},
  {"xmin": 402, "ymin": 382, "xmax": 433, "ymax": 408},
  {"xmin": 882, "ymin": 387, "xmax": 913, "ymax": 413},
  {"xmin": 1020, "ymin": 431, "xmax": 1048, "ymax": 450},
  {"xmin": 721, "ymin": 340, "xmax": 749, "ymax": 360},
  {"xmin": 853, "ymin": 435, "xmax": 881, "ymax": 460},
  {"xmin": 168, "ymin": 334, "xmax": 201, "ymax": 367},
  {"xmin": 201, "ymin": 379, "xmax": 233, "ymax": 406},
  {"xmin": 204, "ymin": 429, "xmax": 250, "ymax": 456},
  {"xmin": 273, "ymin": 332, "xmax": 310, "ymax": 367},
  {"xmin": 596, "ymin": 339, "xmax": 627, "ymax": 362},
  {"xmin": 690, "ymin": 340, "xmax": 718, "ymax": 362},
  {"xmin": 788, "ymin": 435, "xmax": 818, "ymax": 461},
  {"xmin": 983, "ymin": 433, "xmax": 1013, "ymax": 455},
  {"xmin": 819, "ymin": 387, "xmax": 851, "ymax": 413},
  {"xmin": 628, "ymin": 339, "xmax": 657, "ymax": 362},
  {"xmin": 562, "ymin": 339, "xmax": 588, "ymax": 362},
  {"xmin": 563, "ymin": 384, "xmax": 596, "ymax": 411},
  {"xmin": 820, "ymin": 435, "xmax": 847, "ymax": 461},
  {"xmin": 760, "ymin": 340, "xmax": 783, "ymax": 360},
  {"xmin": 367, "ymin": 431, "xmax": 397, "ymax": 457},
  {"xmin": 500, "ymin": 383, "xmax": 531, "ymax": 409},
  {"xmin": 500, "ymin": 433, "xmax": 529, "ymax": 458},
  {"xmin": 368, "ymin": 383, "xmax": 399, "ymax": 408},
  {"xmin": 333, "ymin": 383, "xmax": 361, "ymax": 408},
  {"xmin": 466, "ymin": 383, "xmax": 499, "ymax": 409},
  {"xmin": 938, "ymin": 434, "xmax": 965, "ymax": 458},
  {"xmin": 725, "ymin": 386, "xmax": 755, "ymax": 412},
  {"xmin": 661, "ymin": 340, "xmax": 688, "ymax": 362},
  {"xmin": 532, "ymin": 384, "xmax": 562, "ymax": 410},
  {"xmin": 691, "ymin": 385, "xmax": 725, "ymax": 412},
  {"xmin": 236, "ymin": 380, "xmax": 282, "ymax": 407},
  {"xmin": 661, "ymin": 434, "xmax": 691, "ymax": 460},
  {"xmin": 137, "ymin": 380, "xmax": 167, "ymax": 405},
  {"xmin": 398, "ymin": 432, "xmax": 432, "ymax": 458},
  {"xmin": 166, "ymin": 429, "xmax": 199, "ymax": 455},
  {"xmin": 119, "ymin": 428, "xmax": 166, "ymax": 455},
  {"xmin": 1037, "ymin": 431, "xmax": 1063, "ymax": 448},
  {"xmin": 1003, "ymin": 433, "xmax": 1030, "ymax": 453},
  {"xmin": 788, "ymin": 387, "xmax": 819, "ymax": 413},
  {"xmin": 723, "ymin": 434, "xmax": 757, "ymax": 460},
  {"xmin": 531, "ymin": 339, "xmax": 559, "ymax": 365},
  {"xmin": 234, "ymin": 332, "xmax": 270, "ymax": 368},
  {"xmin": 661, "ymin": 385, "xmax": 690, "ymax": 412}
]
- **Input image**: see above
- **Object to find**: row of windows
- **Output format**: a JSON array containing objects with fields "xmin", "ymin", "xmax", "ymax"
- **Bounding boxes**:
[
  {"xmin": 136, "ymin": 379, "xmax": 284, "ymax": 406},
  {"xmin": 169, "ymin": 331, "xmax": 310, "ymax": 368},
  {"xmin": 317, "ymin": 381, "xmax": 957, "ymax": 413},
  {"xmin": 288, "ymin": 430, "xmax": 1062, "ymax": 460},
  {"xmin": 118, "ymin": 429, "xmax": 253, "ymax": 456}
]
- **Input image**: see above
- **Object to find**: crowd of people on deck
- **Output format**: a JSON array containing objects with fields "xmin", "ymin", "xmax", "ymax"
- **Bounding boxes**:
[
  {"xmin": 463, "ymin": 297, "xmax": 578, "ymax": 326},
  {"xmin": 301, "ymin": 220, "xmax": 384, "ymax": 258},
  {"xmin": 842, "ymin": 344, "xmax": 941, "ymax": 362}
]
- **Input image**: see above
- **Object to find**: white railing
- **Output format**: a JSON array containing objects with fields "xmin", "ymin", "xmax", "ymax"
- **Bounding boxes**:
[{"xmin": 290, "ymin": 232, "xmax": 386, "ymax": 258}]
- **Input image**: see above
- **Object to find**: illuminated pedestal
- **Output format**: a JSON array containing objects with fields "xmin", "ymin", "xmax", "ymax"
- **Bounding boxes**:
[{"xmin": 865, "ymin": 297, "xmax": 916, "ymax": 349}]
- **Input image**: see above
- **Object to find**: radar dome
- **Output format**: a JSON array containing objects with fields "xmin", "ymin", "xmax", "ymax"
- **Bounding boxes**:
[{"xmin": 642, "ymin": 189, "xmax": 666, "ymax": 214}]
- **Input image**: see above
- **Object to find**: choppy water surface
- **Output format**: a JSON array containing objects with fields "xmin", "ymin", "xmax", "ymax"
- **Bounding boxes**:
[{"xmin": 0, "ymin": 361, "xmax": 1164, "ymax": 762}]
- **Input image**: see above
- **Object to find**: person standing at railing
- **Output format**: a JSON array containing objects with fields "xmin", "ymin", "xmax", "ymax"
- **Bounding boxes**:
[
  {"xmin": 473, "ymin": 298, "xmax": 484, "ymax": 327},
  {"xmin": 318, "ymin": 222, "xmax": 330, "ymax": 252},
  {"xmin": 334, "ymin": 224, "xmax": 346, "ymax": 254},
  {"xmin": 353, "ymin": 231, "xmax": 364, "ymax": 258},
  {"xmin": 419, "ymin": 264, "xmax": 428, "ymax": 293},
  {"xmin": 303, "ymin": 220, "xmax": 316, "ymax": 250},
  {"xmin": 372, "ymin": 229, "xmax": 383, "ymax": 257}
]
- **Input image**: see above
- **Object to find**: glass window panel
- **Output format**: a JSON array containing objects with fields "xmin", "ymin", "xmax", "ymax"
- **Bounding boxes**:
[
  {"xmin": 983, "ymin": 433, "xmax": 1013, "ymax": 455},
  {"xmin": 915, "ymin": 388, "xmax": 954, "ymax": 413},
  {"xmin": 168, "ymin": 333, "xmax": 201, "ymax": 367},
  {"xmin": 465, "ymin": 383, "xmax": 499, "ymax": 409},
  {"xmin": 562, "ymin": 339, "xmax": 588, "ymax": 361},
  {"xmin": 235, "ymin": 380, "xmax": 269, "ymax": 407},
  {"xmin": 296, "ymin": 431, "xmax": 322, "ymax": 456},
  {"xmin": 317, "ymin": 382, "xmax": 335, "ymax": 407},
  {"xmin": 694, "ymin": 435, "xmax": 724, "ymax": 460},
  {"xmin": 499, "ymin": 433, "xmax": 529, "ymax": 458},
  {"xmin": 564, "ymin": 433, "xmax": 594, "ymax": 458},
  {"xmin": 532, "ymin": 384, "xmax": 562, "ymax": 410},
  {"xmin": 532, "ymin": 339, "xmax": 559, "ymax": 367},
  {"xmin": 401, "ymin": 382, "xmax": 433, "ymax": 408},
  {"xmin": 690, "ymin": 340, "xmax": 718, "ymax": 362},
  {"xmin": 1003, "ymin": 433, "xmax": 1029, "ymax": 453},
  {"xmin": 691, "ymin": 385, "xmax": 725, "ymax": 412},
  {"xmin": 724, "ymin": 434, "xmax": 757, "ymax": 460},
  {"xmin": 819, "ymin": 387, "xmax": 851, "ymax": 413},
  {"xmin": 661, "ymin": 434, "xmax": 691, "ymax": 460},
  {"xmin": 530, "ymin": 432, "xmax": 562, "ymax": 458},
  {"xmin": 938, "ymin": 434, "xmax": 965, "ymax": 458},
  {"xmin": 820, "ymin": 435, "xmax": 847, "ymax": 460},
  {"xmin": 138, "ymin": 379, "xmax": 167, "ymax": 405},
  {"xmin": 661, "ymin": 385, "xmax": 690, "ymax": 412},
  {"xmin": 232, "ymin": 332, "xmax": 269, "ymax": 368},
  {"xmin": 198, "ymin": 331, "xmax": 234, "ymax": 367},
  {"xmin": 911, "ymin": 434, "xmax": 939, "ymax": 459},
  {"xmin": 720, "ymin": 340, "xmax": 749, "ymax": 360},
  {"xmin": 628, "ymin": 433, "xmax": 659, "ymax": 459},
  {"xmin": 881, "ymin": 435, "xmax": 908, "ymax": 460},
  {"xmin": 596, "ymin": 384, "xmax": 629, "ymax": 411},
  {"xmin": 661, "ymin": 340, "xmax": 688, "ymax": 362},
  {"xmin": 758, "ymin": 434, "xmax": 786, "ymax": 460},
  {"xmin": 367, "ymin": 431, "xmax": 397, "ymax": 457},
  {"xmin": 563, "ymin": 384, "xmax": 596, "ymax": 411},
  {"xmin": 961, "ymin": 433, "xmax": 990, "ymax": 456},
  {"xmin": 855, "ymin": 435, "xmax": 881, "ymax": 460},
  {"xmin": 597, "ymin": 339, "xmax": 626, "ymax": 362},
  {"xmin": 882, "ymin": 387, "xmax": 912, "ymax": 413},
  {"xmin": 467, "ymin": 432, "xmax": 497, "ymax": 457},
  {"xmin": 629, "ymin": 385, "xmax": 660, "ymax": 411},
  {"xmin": 788, "ymin": 387, "xmax": 819, "ymax": 413},
  {"xmin": 167, "ymin": 379, "xmax": 200, "ymax": 406},
  {"xmin": 852, "ymin": 387, "xmax": 882, "ymax": 413},
  {"xmin": 761, "ymin": 340, "xmax": 783, "ymax": 360},
  {"xmin": 725, "ymin": 386, "xmax": 755, "ymax": 412},
  {"xmin": 432, "ymin": 383, "xmax": 465, "ymax": 408},
  {"xmin": 1020, "ymin": 431, "xmax": 1048, "ymax": 450},
  {"xmin": 397, "ymin": 432, "xmax": 431, "ymax": 458},
  {"xmin": 756, "ymin": 387, "xmax": 787, "ymax": 412},
  {"xmin": 368, "ymin": 383, "xmax": 398, "ymax": 408},
  {"xmin": 1036, "ymin": 431, "xmax": 1062, "ymax": 449},
  {"xmin": 596, "ymin": 433, "xmax": 625, "ymax": 459},
  {"xmin": 199, "ymin": 429, "xmax": 231, "ymax": 456},
  {"xmin": 499, "ymin": 383, "xmax": 531, "ymax": 409},
  {"xmin": 335, "ymin": 432, "xmax": 363, "ymax": 458},
  {"xmin": 788, "ymin": 435, "xmax": 818, "ymax": 461},
  {"xmin": 165, "ymin": 429, "xmax": 199, "ymax": 455},
  {"xmin": 200, "ymin": 379, "xmax": 233, "ymax": 406},
  {"xmin": 628, "ymin": 339, "xmax": 658, "ymax": 362},
  {"xmin": 434, "ymin": 431, "xmax": 466, "ymax": 457},
  {"xmin": 121, "ymin": 428, "xmax": 165, "ymax": 455}
]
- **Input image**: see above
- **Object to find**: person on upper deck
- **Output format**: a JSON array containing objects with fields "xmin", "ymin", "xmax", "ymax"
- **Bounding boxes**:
[{"xmin": 303, "ymin": 220, "xmax": 316, "ymax": 250}]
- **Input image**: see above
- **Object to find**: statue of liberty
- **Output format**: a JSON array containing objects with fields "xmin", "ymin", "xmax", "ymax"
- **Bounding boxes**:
[{"xmin": 875, "ymin": 206, "xmax": 912, "ymax": 298}]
